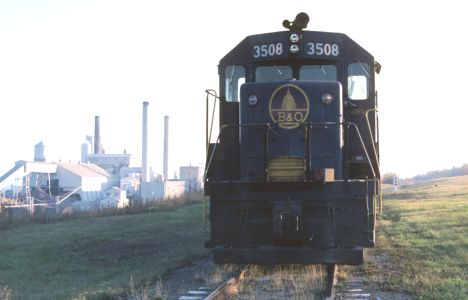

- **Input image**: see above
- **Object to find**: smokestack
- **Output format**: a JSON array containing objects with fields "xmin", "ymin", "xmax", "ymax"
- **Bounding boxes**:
[
  {"xmin": 142, "ymin": 102, "xmax": 149, "ymax": 183},
  {"xmin": 94, "ymin": 116, "xmax": 103, "ymax": 154},
  {"xmin": 163, "ymin": 115, "xmax": 169, "ymax": 181}
]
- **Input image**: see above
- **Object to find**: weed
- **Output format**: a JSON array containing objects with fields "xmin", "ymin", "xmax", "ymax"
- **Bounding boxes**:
[{"xmin": 0, "ymin": 286, "xmax": 12, "ymax": 300}]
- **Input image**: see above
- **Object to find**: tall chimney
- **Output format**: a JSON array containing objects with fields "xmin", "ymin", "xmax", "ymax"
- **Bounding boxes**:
[
  {"xmin": 142, "ymin": 102, "xmax": 149, "ymax": 183},
  {"xmin": 94, "ymin": 116, "xmax": 103, "ymax": 154},
  {"xmin": 163, "ymin": 115, "xmax": 169, "ymax": 181}
]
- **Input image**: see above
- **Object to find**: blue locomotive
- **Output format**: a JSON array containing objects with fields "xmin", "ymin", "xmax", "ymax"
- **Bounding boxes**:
[{"xmin": 204, "ymin": 13, "xmax": 381, "ymax": 264}]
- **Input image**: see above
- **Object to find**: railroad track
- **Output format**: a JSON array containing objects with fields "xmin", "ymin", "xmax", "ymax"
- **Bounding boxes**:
[
  {"xmin": 178, "ymin": 263, "xmax": 378, "ymax": 300},
  {"xmin": 324, "ymin": 264, "xmax": 338, "ymax": 300},
  {"xmin": 179, "ymin": 265, "xmax": 249, "ymax": 300}
]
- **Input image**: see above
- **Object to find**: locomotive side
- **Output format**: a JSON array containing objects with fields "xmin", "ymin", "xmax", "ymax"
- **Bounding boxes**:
[{"xmin": 204, "ymin": 13, "xmax": 381, "ymax": 264}]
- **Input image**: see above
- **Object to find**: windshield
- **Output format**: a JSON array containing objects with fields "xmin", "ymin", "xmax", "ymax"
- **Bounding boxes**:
[
  {"xmin": 255, "ymin": 66, "xmax": 292, "ymax": 82},
  {"xmin": 225, "ymin": 66, "xmax": 245, "ymax": 102},
  {"xmin": 348, "ymin": 62, "xmax": 370, "ymax": 100},
  {"xmin": 300, "ymin": 65, "xmax": 337, "ymax": 81}
]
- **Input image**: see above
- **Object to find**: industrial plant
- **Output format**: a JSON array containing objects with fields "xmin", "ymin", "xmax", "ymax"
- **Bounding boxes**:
[{"xmin": 0, "ymin": 102, "xmax": 202, "ymax": 214}]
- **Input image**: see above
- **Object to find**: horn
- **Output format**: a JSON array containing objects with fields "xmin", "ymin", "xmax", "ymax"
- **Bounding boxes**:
[{"xmin": 294, "ymin": 12, "xmax": 310, "ymax": 29}]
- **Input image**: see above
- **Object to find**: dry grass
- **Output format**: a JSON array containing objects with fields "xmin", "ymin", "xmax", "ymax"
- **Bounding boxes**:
[
  {"xmin": 231, "ymin": 264, "xmax": 327, "ymax": 299},
  {"xmin": 0, "ymin": 193, "xmax": 202, "ymax": 230},
  {"xmin": 0, "ymin": 286, "xmax": 12, "ymax": 300},
  {"xmin": 129, "ymin": 275, "xmax": 165, "ymax": 300}
]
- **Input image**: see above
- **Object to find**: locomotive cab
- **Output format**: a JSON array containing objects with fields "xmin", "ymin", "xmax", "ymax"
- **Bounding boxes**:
[{"xmin": 205, "ymin": 13, "xmax": 381, "ymax": 264}]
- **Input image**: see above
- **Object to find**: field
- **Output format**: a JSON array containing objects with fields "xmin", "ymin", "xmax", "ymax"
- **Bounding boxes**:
[
  {"xmin": 0, "ymin": 200, "xmax": 210, "ymax": 299},
  {"xmin": 0, "ymin": 176, "xmax": 467, "ymax": 299},
  {"xmin": 373, "ymin": 175, "xmax": 468, "ymax": 299}
]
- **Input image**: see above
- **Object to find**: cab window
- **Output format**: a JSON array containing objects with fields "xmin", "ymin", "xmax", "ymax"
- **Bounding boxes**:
[
  {"xmin": 255, "ymin": 66, "xmax": 292, "ymax": 82},
  {"xmin": 300, "ymin": 65, "xmax": 337, "ymax": 81},
  {"xmin": 348, "ymin": 62, "xmax": 370, "ymax": 100},
  {"xmin": 225, "ymin": 66, "xmax": 245, "ymax": 102}
]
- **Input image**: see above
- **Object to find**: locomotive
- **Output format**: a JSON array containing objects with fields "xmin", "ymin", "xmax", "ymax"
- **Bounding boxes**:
[{"xmin": 204, "ymin": 13, "xmax": 381, "ymax": 264}]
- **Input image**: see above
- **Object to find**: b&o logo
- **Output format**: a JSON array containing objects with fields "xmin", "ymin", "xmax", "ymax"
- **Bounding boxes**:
[{"xmin": 269, "ymin": 84, "xmax": 309, "ymax": 129}]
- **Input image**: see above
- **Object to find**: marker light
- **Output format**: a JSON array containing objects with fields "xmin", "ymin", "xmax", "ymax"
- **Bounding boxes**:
[
  {"xmin": 321, "ymin": 93, "xmax": 334, "ymax": 106},
  {"xmin": 248, "ymin": 94, "xmax": 258, "ymax": 106},
  {"xmin": 290, "ymin": 33, "xmax": 301, "ymax": 43},
  {"xmin": 289, "ymin": 44, "xmax": 300, "ymax": 53}
]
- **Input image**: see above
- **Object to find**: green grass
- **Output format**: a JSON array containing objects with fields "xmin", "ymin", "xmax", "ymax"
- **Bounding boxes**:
[
  {"xmin": 0, "ymin": 201, "xmax": 209, "ymax": 299},
  {"xmin": 377, "ymin": 175, "xmax": 468, "ymax": 299}
]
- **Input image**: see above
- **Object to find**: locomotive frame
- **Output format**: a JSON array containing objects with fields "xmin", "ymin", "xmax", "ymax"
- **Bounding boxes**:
[{"xmin": 204, "ymin": 13, "xmax": 381, "ymax": 265}]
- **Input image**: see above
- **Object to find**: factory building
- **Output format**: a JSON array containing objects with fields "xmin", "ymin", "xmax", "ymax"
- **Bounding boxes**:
[
  {"xmin": 140, "ymin": 181, "xmax": 185, "ymax": 201},
  {"xmin": 54, "ymin": 162, "xmax": 110, "ymax": 201},
  {"xmin": 179, "ymin": 166, "xmax": 203, "ymax": 193},
  {"xmin": 1, "ymin": 104, "xmax": 191, "ymax": 213}
]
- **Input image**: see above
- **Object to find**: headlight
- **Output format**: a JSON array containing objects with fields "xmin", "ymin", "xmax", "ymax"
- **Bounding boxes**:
[
  {"xmin": 321, "ymin": 93, "xmax": 333, "ymax": 106},
  {"xmin": 289, "ymin": 33, "xmax": 300, "ymax": 43},
  {"xmin": 289, "ymin": 44, "xmax": 300, "ymax": 53},
  {"xmin": 248, "ymin": 94, "xmax": 258, "ymax": 106}
]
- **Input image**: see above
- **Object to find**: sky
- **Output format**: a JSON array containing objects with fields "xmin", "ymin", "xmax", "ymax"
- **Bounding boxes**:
[{"xmin": 0, "ymin": 0, "xmax": 467, "ymax": 179}]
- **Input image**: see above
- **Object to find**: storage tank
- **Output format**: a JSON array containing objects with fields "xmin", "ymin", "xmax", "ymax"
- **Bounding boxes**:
[{"xmin": 34, "ymin": 141, "xmax": 46, "ymax": 162}]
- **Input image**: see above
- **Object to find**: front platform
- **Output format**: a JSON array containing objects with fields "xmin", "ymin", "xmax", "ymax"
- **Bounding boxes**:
[{"xmin": 213, "ymin": 246, "xmax": 364, "ymax": 265}]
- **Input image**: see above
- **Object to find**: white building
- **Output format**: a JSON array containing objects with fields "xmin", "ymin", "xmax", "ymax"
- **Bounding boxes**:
[
  {"xmin": 140, "ymin": 181, "xmax": 185, "ymax": 201},
  {"xmin": 179, "ymin": 166, "xmax": 203, "ymax": 192},
  {"xmin": 54, "ymin": 162, "xmax": 110, "ymax": 202}
]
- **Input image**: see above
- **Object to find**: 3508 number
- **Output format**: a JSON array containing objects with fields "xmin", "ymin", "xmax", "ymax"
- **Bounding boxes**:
[
  {"xmin": 306, "ymin": 42, "xmax": 339, "ymax": 56},
  {"xmin": 253, "ymin": 43, "xmax": 283, "ymax": 58}
]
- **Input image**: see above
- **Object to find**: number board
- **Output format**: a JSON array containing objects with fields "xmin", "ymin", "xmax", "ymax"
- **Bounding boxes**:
[
  {"xmin": 251, "ymin": 41, "xmax": 341, "ymax": 58},
  {"xmin": 305, "ymin": 41, "xmax": 341, "ymax": 57},
  {"xmin": 252, "ymin": 42, "xmax": 285, "ymax": 59}
]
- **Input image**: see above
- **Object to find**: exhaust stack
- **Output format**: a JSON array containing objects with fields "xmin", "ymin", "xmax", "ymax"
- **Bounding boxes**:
[
  {"xmin": 142, "ymin": 102, "xmax": 149, "ymax": 183},
  {"xmin": 94, "ymin": 116, "xmax": 103, "ymax": 154},
  {"xmin": 163, "ymin": 115, "xmax": 169, "ymax": 181}
]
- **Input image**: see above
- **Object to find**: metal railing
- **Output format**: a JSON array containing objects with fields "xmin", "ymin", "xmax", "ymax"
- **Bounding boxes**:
[{"xmin": 204, "ymin": 121, "xmax": 376, "ymax": 183}]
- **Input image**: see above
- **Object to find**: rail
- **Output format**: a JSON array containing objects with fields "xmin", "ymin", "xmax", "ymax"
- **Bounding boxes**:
[
  {"xmin": 324, "ymin": 264, "xmax": 337, "ymax": 300},
  {"xmin": 204, "ymin": 121, "xmax": 376, "ymax": 182},
  {"xmin": 203, "ymin": 90, "xmax": 219, "ymax": 230},
  {"xmin": 204, "ymin": 265, "xmax": 249, "ymax": 300},
  {"xmin": 205, "ymin": 89, "xmax": 219, "ymax": 153},
  {"xmin": 178, "ymin": 265, "xmax": 249, "ymax": 300},
  {"xmin": 364, "ymin": 108, "xmax": 382, "ymax": 216}
]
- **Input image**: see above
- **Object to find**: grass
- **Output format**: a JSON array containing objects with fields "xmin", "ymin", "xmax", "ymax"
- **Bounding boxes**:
[
  {"xmin": 0, "ymin": 199, "xmax": 210, "ymax": 299},
  {"xmin": 374, "ymin": 175, "xmax": 468, "ymax": 299}
]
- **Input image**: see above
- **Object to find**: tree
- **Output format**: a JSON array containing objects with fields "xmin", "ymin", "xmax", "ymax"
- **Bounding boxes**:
[{"xmin": 382, "ymin": 172, "xmax": 397, "ymax": 184}]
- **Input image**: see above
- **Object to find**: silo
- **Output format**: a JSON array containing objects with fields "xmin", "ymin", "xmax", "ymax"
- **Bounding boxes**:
[{"xmin": 34, "ymin": 141, "xmax": 46, "ymax": 162}]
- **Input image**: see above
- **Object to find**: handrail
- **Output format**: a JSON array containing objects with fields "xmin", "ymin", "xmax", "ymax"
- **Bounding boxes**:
[
  {"xmin": 205, "ymin": 89, "xmax": 219, "ymax": 154},
  {"xmin": 204, "ymin": 121, "xmax": 375, "ymax": 183},
  {"xmin": 364, "ymin": 108, "xmax": 381, "ymax": 178},
  {"xmin": 363, "ymin": 108, "xmax": 382, "ymax": 216}
]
